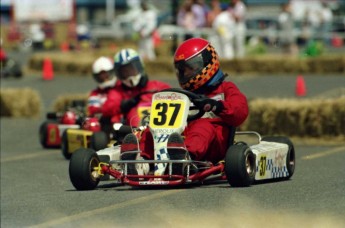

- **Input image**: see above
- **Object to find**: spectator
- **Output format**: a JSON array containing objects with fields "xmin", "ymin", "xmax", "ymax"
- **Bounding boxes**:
[
  {"xmin": 206, "ymin": 0, "xmax": 222, "ymax": 27},
  {"xmin": 133, "ymin": 0, "xmax": 157, "ymax": 60},
  {"xmin": 41, "ymin": 20, "xmax": 55, "ymax": 50},
  {"xmin": 29, "ymin": 23, "xmax": 45, "ymax": 51},
  {"xmin": 229, "ymin": 0, "xmax": 247, "ymax": 58},
  {"xmin": 177, "ymin": 1, "xmax": 197, "ymax": 40},
  {"xmin": 212, "ymin": 3, "xmax": 235, "ymax": 59},
  {"xmin": 278, "ymin": 2, "xmax": 298, "ymax": 55},
  {"xmin": 177, "ymin": 0, "xmax": 207, "ymax": 40},
  {"xmin": 191, "ymin": 0, "xmax": 207, "ymax": 29},
  {"xmin": 319, "ymin": 2, "xmax": 333, "ymax": 45}
]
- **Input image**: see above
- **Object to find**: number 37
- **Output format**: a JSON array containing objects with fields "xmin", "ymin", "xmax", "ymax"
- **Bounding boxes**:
[{"xmin": 153, "ymin": 103, "xmax": 181, "ymax": 126}]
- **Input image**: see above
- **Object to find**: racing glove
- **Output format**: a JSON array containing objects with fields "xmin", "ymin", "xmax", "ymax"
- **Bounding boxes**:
[
  {"xmin": 120, "ymin": 97, "xmax": 139, "ymax": 113},
  {"xmin": 193, "ymin": 97, "xmax": 224, "ymax": 114}
]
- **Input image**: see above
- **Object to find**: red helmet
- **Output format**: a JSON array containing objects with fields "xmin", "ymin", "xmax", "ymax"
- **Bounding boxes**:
[
  {"xmin": 82, "ymin": 117, "xmax": 101, "ymax": 132},
  {"xmin": 174, "ymin": 38, "xmax": 224, "ymax": 93},
  {"xmin": 61, "ymin": 111, "xmax": 77, "ymax": 125}
]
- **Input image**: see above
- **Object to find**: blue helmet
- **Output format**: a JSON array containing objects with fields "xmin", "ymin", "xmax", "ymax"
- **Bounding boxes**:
[{"xmin": 113, "ymin": 48, "xmax": 147, "ymax": 88}]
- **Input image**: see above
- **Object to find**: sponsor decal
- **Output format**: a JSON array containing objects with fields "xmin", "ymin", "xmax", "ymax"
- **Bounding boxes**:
[
  {"xmin": 155, "ymin": 134, "xmax": 169, "ymax": 143},
  {"xmin": 139, "ymin": 180, "xmax": 169, "ymax": 185},
  {"xmin": 258, "ymin": 155, "xmax": 267, "ymax": 177},
  {"xmin": 154, "ymin": 93, "xmax": 183, "ymax": 101},
  {"xmin": 275, "ymin": 151, "xmax": 285, "ymax": 170},
  {"xmin": 48, "ymin": 127, "xmax": 57, "ymax": 143},
  {"xmin": 153, "ymin": 129, "xmax": 175, "ymax": 134},
  {"xmin": 175, "ymin": 54, "xmax": 185, "ymax": 61}
]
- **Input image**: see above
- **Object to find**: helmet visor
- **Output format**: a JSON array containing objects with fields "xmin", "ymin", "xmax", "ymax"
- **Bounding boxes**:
[
  {"xmin": 174, "ymin": 53, "xmax": 204, "ymax": 84},
  {"xmin": 93, "ymin": 70, "xmax": 113, "ymax": 83},
  {"xmin": 115, "ymin": 62, "xmax": 141, "ymax": 80}
]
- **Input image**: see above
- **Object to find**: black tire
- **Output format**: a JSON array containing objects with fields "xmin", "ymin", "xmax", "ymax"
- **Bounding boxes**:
[
  {"xmin": 69, "ymin": 148, "xmax": 100, "ymax": 190},
  {"xmin": 225, "ymin": 144, "xmax": 256, "ymax": 187},
  {"xmin": 261, "ymin": 136, "xmax": 295, "ymax": 179},
  {"xmin": 90, "ymin": 131, "xmax": 109, "ymax": 151},
  {"xmin": 39, "ymin": 120, "xmax": 59, "ymax": 148},
  {"xmin": 61, "ymin": 130, "xmax": 72, "ymax": 160}
]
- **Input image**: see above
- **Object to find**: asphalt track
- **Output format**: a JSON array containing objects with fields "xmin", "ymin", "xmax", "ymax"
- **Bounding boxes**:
[{"xmin": 1, "ymin": 73, "xmax": 345, "ymax": 227}]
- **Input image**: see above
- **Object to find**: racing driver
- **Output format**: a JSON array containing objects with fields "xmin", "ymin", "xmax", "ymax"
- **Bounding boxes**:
[
  {"xmin": 102, "ymin": 48, "xmax": 171, "ymax": 127},
  {"xmin": 122, "ymin": 38, "xmax": 249, "ymax": 175}
]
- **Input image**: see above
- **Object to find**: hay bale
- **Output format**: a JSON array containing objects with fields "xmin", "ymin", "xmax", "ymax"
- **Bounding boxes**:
[
  {"xmin": 28, "ymin": 50, "xmax": 345, "ymax": 75},
  {"xmin": 240, "ymin": 97, "xmax": 345, "ymax": 137},
  {"xmin": 0, "ymin": 88, "xmax": 42, "ymax": 118},
  {"xmin": 52, "ymin": 93, "xmax": 88, "ymax": 112}
]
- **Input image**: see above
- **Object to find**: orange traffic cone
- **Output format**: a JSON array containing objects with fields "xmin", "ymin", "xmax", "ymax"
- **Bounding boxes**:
[
  {"xmin": 42, "ymin": 57, "xmax": 54, "ymax": 80},
  {"xmin": 295, "ymin": 75, "xmax": 306, "ymax": 97}
]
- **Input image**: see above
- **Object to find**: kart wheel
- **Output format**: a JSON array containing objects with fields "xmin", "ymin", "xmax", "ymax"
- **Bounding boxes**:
[
  {"xmin": 69, "ymin": 148, "xmax": 100, "ymax": 190},
  {"xmin": 261, "ymin": 136, "xmax": 295, "ymax": 179},
  {"xmin": 90, "ymin": 131, "xmax": 109, "ymax": 151},
  {"xmin": 39, "ymin": 120, "xmax": 59, "ymax": 148},
  {"xmin": 225, "ymin": 144, "xmax": 256, "ymax": 187},
  {"xmin": 61, "ymin": 130, "xmax": 71, "ymax": 160}
]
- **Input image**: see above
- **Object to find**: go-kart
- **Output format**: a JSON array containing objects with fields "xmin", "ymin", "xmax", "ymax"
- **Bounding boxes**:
[
  {"xmin": 39, "ymin": 100, "xmax": 86, "ymax": 149},
  {"xmin": 61, "ymin": 90, "xmax": 156, "ymax": 160},
  {"xmin": 61, "ymin": 116, "xmax": 111, "ymax": 160},
  {"xmin": 69, "ymin": 88, "xmax": 296, "ymax": 190},
  {"xmin": 0, "ymin": 57, "xmax": 23, "ymax": 78}
]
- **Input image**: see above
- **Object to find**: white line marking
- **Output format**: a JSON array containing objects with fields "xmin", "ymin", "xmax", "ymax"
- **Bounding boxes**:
[
  {"xmin": 28, "ymin": 189, "xmax": 184, "ymax": 228},
  {"xmin": 1, "ymin": 151, "xmax": 58, "ymax": 163},
  {"xmin": 301, "ymin": 146, "xmax": 345, "ymax": 160}
]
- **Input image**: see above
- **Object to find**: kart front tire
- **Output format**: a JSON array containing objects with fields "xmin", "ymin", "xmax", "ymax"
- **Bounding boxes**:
[
  {"xmin": 261, "ymin": 136, "xmax": 295, "ymax": 179},
  {"xmin": 225, "ymin": 144, "xmax": 256, "ymax": 187},
  {"xmin": 69, "ymin": 148, "xmax": 100, "ymax": 190}
]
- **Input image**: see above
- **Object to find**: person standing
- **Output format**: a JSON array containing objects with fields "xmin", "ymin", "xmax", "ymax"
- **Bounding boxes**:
[
  {"xmin": 133, "ymin": 0, "xmax": 157, "ymax": 60},
  {"xmin": 229, "ymin": 0, "xmax": 247, "ymax": 58},
  {"xmin": 278, "ymin": 2, "xmax": 298, "ymax": 55},
  {"xmin": 212, "ymin": 3, "xmax": 235, "ymax": 59},
  {"xmin": 319, "ymin": 2, "xmax": 333, "ymax": 45}
]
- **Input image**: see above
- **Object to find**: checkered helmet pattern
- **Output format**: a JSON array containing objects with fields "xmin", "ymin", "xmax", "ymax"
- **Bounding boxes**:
[{"xmin": 180, "ymin": 45, "xmax": 220, "ymax": 91}]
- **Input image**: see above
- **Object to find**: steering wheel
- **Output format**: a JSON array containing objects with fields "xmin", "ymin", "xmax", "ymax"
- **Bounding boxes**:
[{"xmin": 160, "ymin": 88, "xmax": 205, "ymax": 121}]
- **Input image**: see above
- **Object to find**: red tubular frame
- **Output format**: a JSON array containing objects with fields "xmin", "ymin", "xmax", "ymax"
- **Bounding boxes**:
[{"xmin": 100, "ymin": 162, "xmax": 226, "ymax": 187}]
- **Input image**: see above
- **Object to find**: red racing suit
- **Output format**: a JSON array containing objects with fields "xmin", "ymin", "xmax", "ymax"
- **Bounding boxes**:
[
  {"xmin": 102, "ymin": 80, "xmax": 171, "ymax": 126},
  {"xmin": 87, "ymin": 80, "xmax": 122, "ymax": 123},
  {"xmin": 140, "ymin": 80, "xmax": 249, "ymax": 164}
]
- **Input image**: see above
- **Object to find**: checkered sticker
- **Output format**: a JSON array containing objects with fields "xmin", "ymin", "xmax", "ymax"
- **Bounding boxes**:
[
  {"xmin": 252, "ymin": 141, "xmax": 289, "ymax": 180},
  {"xmin": 154, "ymin": 148, "xmax": 169, "ymax": 175}
]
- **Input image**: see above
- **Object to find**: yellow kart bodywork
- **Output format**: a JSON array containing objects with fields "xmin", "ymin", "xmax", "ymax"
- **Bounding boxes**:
[{"xmin": 65, "ymin": 128, "xmax": 94, "ymax": 154}]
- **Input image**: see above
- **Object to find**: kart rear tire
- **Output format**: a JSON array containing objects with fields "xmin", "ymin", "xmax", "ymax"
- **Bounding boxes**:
[
  {"xmin": 61, "ymin": 130, "xmax": 72, "ymax": 160},
  {"xmin": 225, "ymin": 143, "xmax": 256, "ymax": 187},
  {"xmin": 90, "ymin": 131, "xmax": 109, "ymax": 151},
  {"xmin": 261, "ymin": 136, "xmax": 295, "ymax": 179},
  {"xmin": 69, "ymin": 148, "xmax": 100, "ymax": 190},
  {"xmin": 39, "ymin": 120, "xmax": 59, "ymax": 148}
]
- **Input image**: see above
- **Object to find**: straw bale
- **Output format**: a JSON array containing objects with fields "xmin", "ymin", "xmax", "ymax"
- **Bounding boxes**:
[{"xmin": 0, "ymin": 88, "xmax": 42, "ymax": 118}]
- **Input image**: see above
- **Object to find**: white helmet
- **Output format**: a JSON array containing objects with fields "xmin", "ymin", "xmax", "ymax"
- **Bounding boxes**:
[{"xmin": 92, "ymin": 57, "xmax": 116, "ymax": 89}]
